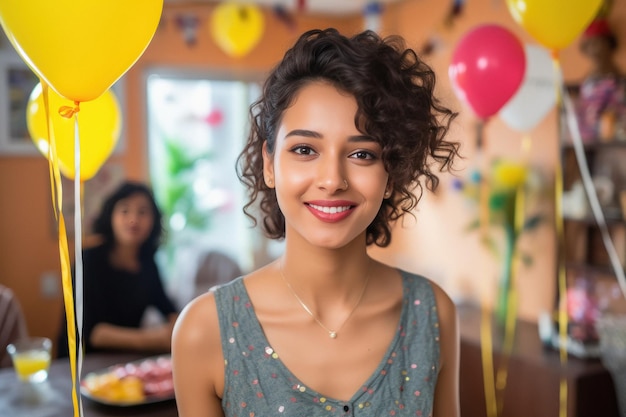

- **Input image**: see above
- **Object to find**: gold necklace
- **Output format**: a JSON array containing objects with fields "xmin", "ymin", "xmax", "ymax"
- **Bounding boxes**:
[{"xmin": 279, "ymin": 263, "xmax": 370, "ymax": 339}]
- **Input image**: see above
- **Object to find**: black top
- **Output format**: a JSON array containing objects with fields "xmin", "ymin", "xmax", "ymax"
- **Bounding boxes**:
[{"xmin": 56, "ymin": 244, "xmax": 178, "ymax": 357}]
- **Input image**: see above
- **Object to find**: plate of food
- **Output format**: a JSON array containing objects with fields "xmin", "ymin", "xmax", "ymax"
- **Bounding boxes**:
[{"xmin": 80, "ymin": 355, "xmax": 175, "ymax": 406}]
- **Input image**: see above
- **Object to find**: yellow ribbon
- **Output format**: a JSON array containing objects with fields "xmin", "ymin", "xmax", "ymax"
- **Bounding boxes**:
[
  {"xmin": 43, "ymin": 83, "xmax": 82, "ymax": 417},
  {"xmin": 494, "ymin": 136, "xmax": 529, "ymax": 414},
  {"xmin": 58, "ymin": 102, "xmax": 81, "ymax": 119},
  {"xmin": 480, "ymin": 301, "xmax": 498, "ymax": 417},
  {"xmin": 552, "ymin": 55, "xmax": 569, "ymax": 417},
  {"xmin": 476, "ymin": 118, "xmax": 500, "ymax": 417}
]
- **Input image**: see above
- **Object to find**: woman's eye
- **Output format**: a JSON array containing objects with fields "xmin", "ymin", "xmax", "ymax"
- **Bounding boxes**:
[
  {"xmin": 291, "ymin": 145, "xmax": 315, "ymax": 156},
  {"xmin": 351, "ymin": 150, "xmax": 376, "ymax": 160}
]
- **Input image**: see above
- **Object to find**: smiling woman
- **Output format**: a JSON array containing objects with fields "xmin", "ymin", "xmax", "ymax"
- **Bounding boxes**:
[
  {"xmin": 266, "ymin": 81, "xmax": 389, "ymax": 248},
  {"xmin": 172, "ymin": 28, "xmax": 461, "ymax": 417}
]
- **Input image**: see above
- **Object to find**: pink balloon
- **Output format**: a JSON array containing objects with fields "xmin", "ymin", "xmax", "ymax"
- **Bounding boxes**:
[{"xmin": 449, "ymin": 24, "xmax": 526, "ymax": 119}]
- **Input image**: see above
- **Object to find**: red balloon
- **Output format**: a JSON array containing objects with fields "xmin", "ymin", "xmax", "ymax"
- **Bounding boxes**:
[{"xmin": 449, "ymin": 24, "xmax": 526, "ymax": 119}]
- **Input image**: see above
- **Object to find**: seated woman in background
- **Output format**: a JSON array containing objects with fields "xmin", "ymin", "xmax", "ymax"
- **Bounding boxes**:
[{"xmin": 57, "ymin": 181, "xmax": 178, "ymax": 357}]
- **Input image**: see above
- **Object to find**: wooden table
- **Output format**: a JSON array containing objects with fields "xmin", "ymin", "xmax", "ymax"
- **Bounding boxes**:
[
  {"xmin": 0, "ymin": 352, "xmax": 178, "ymax": 417},
  {"xmin": 458, "ymin": 305, "xmax": 620, "ymax": 417}
]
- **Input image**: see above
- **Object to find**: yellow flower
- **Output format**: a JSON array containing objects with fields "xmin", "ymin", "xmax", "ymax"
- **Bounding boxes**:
[{"xmin": 492, "ymin": 161, "xmax": 528, "ymax": 189}]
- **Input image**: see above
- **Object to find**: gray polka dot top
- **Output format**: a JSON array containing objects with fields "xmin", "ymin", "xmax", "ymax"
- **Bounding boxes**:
[{"xmin": 214, "ymin": 269, "xmax": 440, "ymax": 417}]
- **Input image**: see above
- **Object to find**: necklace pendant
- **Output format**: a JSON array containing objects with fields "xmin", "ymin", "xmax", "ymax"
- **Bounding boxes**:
[{"xmin": 329, "ymin": 331, "xmax": 337, "ymax": 339}]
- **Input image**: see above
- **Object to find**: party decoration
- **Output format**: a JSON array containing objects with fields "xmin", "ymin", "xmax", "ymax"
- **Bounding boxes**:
[
  {"xmin": 210, "ymin": 3, "xmax": 265, "ymax": 58},
  {"xmin": 176, "ymin": 13, "xmax": 200, "ymax": 46},
  {"xmin": 445, "ymin": 0, "xmax": 465, "ymax": 27},
  {"xmin": 506, "ymin": 0, "xmax": 602, "ymax": 51},
  {"xmin": 449, "ymin": 24, "xmax": 526, "ymax": 119},
  {"xmin": 500, "ymin": 45, "xmax": 557, "ymax": 132},
  {"xmin": 27, "ymin": 83, "xmax": 121, "ymax": 181},
  {"xmin": 273, "ymin": 5, "xmax": 296, "ymax": 31},
  {"xmin": 0, "ymin": 0, "xmax": 163, "ymax": 102},
  {"xmin": 363, "ymin": 2, "xmax": 383, "ymax": 32}
]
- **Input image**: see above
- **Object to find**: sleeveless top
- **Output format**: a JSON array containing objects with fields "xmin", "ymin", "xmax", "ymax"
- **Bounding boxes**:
[{"xmin": 214, "ymin": 270, "xmax": 440, "ymax": 417}]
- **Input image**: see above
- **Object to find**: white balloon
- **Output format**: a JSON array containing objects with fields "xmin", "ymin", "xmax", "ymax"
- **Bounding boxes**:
[{"xmin": 500, "ymin": 44, "xmax": 557, "ymax": 132}]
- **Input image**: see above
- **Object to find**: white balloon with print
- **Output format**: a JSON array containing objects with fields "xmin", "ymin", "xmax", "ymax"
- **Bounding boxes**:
[{"xmin": 500, "ymin": 44, "xmax": 557, "ymax": 132}]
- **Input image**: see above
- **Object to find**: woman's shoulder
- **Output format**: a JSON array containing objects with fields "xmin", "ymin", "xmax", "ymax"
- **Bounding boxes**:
[
  {"xmin": 173, "ymin": 290, "xmax": 221, "ymax": 352},
  {"xmin": 171, "ymin": 290, "xmax": 225, "ymax": 404},
  {"xmin": 397, "ymin": 269, "xmax": 457, "ymax": 319}
]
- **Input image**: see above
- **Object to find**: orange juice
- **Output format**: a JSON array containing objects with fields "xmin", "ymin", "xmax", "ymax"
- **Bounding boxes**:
[{"xmin": 13, "ymin": 350, "xmax": 51, "ymax": 382}]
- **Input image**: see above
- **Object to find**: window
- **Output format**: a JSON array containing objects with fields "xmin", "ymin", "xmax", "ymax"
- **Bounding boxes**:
[{"xmin": 146, "ymin": 70, "xmax": 270, "ymax": 304}]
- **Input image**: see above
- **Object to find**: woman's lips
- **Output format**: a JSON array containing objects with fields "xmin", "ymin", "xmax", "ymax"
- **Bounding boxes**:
[{"xmin": 305, "ymin": 200, "xmax": 356, "ymax": 222}]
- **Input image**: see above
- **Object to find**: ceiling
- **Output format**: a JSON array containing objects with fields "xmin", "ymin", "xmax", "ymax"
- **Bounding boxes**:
[{"xmin": 164, "ymin": 0, "xmax": 403, "ymax": 16}]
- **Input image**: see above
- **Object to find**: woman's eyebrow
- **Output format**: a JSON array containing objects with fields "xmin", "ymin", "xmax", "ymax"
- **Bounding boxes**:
[
  {"xmin": 285, "ymin": 129, "xmax": 373, "ymax": 143},
  {"xmin": 284, "ymin": 129, "xmax": 321, "ymax": 139}
]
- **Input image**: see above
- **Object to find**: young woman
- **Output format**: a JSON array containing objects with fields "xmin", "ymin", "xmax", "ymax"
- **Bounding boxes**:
[
  {"xmin": 172, "ymin": 28, "xmax": 461, "ymax": 417},
  {"xmin": 57, "ymin": 181, "xmax": 178, "ymax": 357}
]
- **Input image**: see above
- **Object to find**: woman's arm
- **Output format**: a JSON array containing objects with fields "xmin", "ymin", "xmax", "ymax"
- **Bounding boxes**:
[
  {"xmin": 172, "ymin": 292, "xmax": 224, "ymax": 417},
  {"xmin": 432, "ymin": 283, "xmax": 460, "ymax": 417},
  {"xmin": 89, "ymin": 320, "xmax": 174, "ymax": 352}
]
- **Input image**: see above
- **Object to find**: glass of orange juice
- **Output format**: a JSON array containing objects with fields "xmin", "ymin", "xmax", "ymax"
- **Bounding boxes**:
[{"xmin": 6, "ymin": 337, "xmax": 52, "ymax": 383}]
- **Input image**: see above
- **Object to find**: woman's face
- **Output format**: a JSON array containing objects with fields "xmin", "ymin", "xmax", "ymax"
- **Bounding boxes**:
[
  {"xmin": 111, "ymin": 193, "xmax": 154, "ymax": 248},
  {"xmin": 264, "ymin": 81, "xmax": 389, "ymax": 249}
]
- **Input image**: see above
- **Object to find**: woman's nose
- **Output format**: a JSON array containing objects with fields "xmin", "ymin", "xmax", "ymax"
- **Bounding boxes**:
[{"xmin": 316, "ymin": 158, "xmax": 348, "ymax": 192}]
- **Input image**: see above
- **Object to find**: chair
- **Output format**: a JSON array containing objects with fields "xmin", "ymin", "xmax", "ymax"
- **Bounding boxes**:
[
  {"xmin": 192, "ymin": 251, "xmax": 242, "ymax": 298},
  {"xmin": 0, "ymin": 284, "xmax": 28, "ymax": 368}
]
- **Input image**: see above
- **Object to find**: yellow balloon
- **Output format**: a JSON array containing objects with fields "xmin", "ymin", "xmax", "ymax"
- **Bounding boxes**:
[
  {"xmin": 27, "ymin": 83, "xmax": 121, "ymax": 181},
  {"xmin": 210, "ymin": 3, "xmax": 265, "ymax": 58},
  {"xmin": 506, "ymin": 0, "xmax": 602, "ymax": 51},
  {"xmin": 0, "ymin": 0, "xmax": 162, "ymax": 103}
]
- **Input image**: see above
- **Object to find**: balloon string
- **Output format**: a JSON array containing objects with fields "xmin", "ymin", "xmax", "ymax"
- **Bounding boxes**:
[
  {"xmin": 42, "ymin": 84, "xmax": 82, "ymax": 417},
  {"xmin": 43, "ymin": 84, "xmax": 59, "ymax": 219},
  {"xmin": 73, "ymin": 111, "xmax": 85, "ymax": 415},
  {"xmin": 552, "ymin": 55, "xmax": 568, "ymax": 417},
  {"xmin": 494, "ymin": 135, "xmax": 529, "ymax": 415},
  {"xmin": 477, "ymin": 119, "xmax": 489, "ymax": 241},
  {"xmin": 477, "ymin": 117, "xmax": 498, "ymax": 417},
  {"xmin": 480, "ymin": 300, "xmax": 498, "ymax": 417}
]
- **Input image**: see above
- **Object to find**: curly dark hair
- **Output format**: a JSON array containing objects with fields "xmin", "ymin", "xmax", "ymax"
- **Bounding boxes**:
[
  {"xmin": 92, "ymin": 181, "xmax": 164, "ymax": 257},
  {"xmin": 236, "ymin": 28, "xmax": 459, "ymax": 247}
]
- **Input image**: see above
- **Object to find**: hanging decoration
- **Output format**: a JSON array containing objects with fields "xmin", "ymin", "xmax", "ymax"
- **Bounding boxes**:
[
  {"xmin": 210, "ymin": 2, "xmax": 265, "ymax": 58},
  {"xmin": 444, "ymin": 0, "xmax": 465, "ymax": 27},
  {"xmin": 27, "ymin": 83, "xmax": 121, "ymax": 182},
  {"xmin": 176, "ymin": 13, "xmax": 200, "ymax": 46},
  {"xmin": 420, "ymin": 35, "xmax": 444, "ymax": 57},
  {"xmin": 363, "ymin": 2, "xmax": 383, "ymax": 32},
  {"xmin": 273, "ymin": 5, "xmax": 297, "ymax": 31}
]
